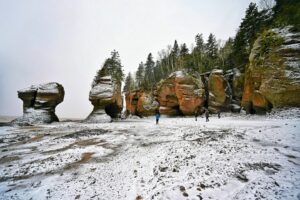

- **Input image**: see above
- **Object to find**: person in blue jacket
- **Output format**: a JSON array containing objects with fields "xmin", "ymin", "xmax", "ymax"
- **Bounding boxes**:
[{"xmin": 155, "ymin": 109, "xmax": 161, "ymax": 124}]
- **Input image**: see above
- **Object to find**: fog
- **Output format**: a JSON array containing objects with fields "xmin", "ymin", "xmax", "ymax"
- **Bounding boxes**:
[{"xmin": 0, "ymin": 0, "xmax": 259, "ymax": 118}]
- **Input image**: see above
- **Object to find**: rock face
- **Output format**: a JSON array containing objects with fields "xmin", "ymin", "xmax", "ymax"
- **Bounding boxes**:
[
  {"xmin": 86, "ymin": 71, "xmax": 122, "ymax": 122},
  {"xmin": 125, "ymin": 90, "xmax": 159, "ymax": 117},
  {"xmin": 242, "ymin": 27, "xmax": 300, "ymax": 114},
  {"xmin": 12, "ymin": 82, "xmax": 64, "ymax": 125},
  {"xmin": 208, "ymin": 69, "xmax": 232, "ymax": 113},
  {"xmin": 225, "ymin": 68, "xmax": 244, "ymax": 112},
  {"xmin": 157, "ymin": 71, "xmax": 205, "ymax": 115}
]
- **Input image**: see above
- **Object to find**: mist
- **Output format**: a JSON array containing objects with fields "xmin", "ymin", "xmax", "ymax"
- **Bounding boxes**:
[{"xmin": 0, "ymin": 0, "xmax": 259, "ymax": 118}]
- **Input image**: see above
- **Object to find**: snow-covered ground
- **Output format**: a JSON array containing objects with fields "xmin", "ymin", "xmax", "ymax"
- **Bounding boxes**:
[{"xmin": 0, "ymin": 109, "xmax": 300, "ymax": 200}]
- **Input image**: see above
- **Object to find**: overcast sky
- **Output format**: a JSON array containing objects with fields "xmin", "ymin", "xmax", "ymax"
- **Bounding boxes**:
[{"xmin": 0, "ymin": 0, "xmax": 259, "ymax": 118}]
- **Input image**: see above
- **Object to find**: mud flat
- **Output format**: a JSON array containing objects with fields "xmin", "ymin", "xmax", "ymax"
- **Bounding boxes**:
[{"xmin": 0, "ymin": 109, "xmax": 299, "ymax": 199}]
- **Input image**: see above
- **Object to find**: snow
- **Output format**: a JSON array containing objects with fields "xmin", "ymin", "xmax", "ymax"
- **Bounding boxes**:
[
  {"xmin": 211, "ymin": 69, "xmax": 223, "ymax": 75},
  {"xmin": 89, "ymin": 83, "xmax": 114, "ymax": 98},
  {"xmin": 0, "ymin": 109, "xmax": 300, "ymax": 199},
  {"xmin": 169, "ymin": 71, "xmax": 185, "ymax": 78},
  {"xmin": 18, "ymin": 82, "xmax": 61, "ymax": 94}
]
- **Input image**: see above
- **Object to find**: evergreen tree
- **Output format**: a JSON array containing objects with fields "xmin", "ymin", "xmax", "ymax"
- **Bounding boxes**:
[
  {"xmin": 218, "ymin": 38, "xmax": 234, "ymax": 70},
  {"xmin": 272, "ymin": 0, "xmax": 300, "ymax": 29},
  {"xmin": 193, "ymin": 33, "xmax": 206, "ymax": 73},
  {"xmin": 144, "ymin": 53, "xmax": 155, "ymax": 91},
  {"xmin": 232, "ymin": 3, "xmax": 265, "ymax": 70},
  {"xmin": 179, "ymin": 43, "xmax": 189, "ymax": 70},
  {"xmin": 93, "ymin": 50, "xmax": 124, "ymax": 86},
  {"xmin": 135, "ymin": 62, "xmax": 145, "ymax": 89},
  {"xmin": 206, "ymin": 33, "xmax": 218, "ymax": 59},
  {"xmin": 195, "ymin": 33, "xmax": 205, "ymax": 52},
  {"xmin": 123, "ymin": 72, "xmax": 135, "ymax": 93},
  {"xmin": 204, "ymin": 33, "xmax": 218, "ymax": 70},
  {"xmin": 180, "ymin": 43, "xmax": 189, "ymax": 56},
  {"xmin": 171, "ymin": 40, "xmax": 180, "ymax": 70}
]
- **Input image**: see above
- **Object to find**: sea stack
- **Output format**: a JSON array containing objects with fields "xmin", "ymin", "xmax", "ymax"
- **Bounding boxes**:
[
  {"xmin": 86, "ymin": 67, "xmax": 122, "ymax": 123},
  {"xmin": 12, "ymin": 82, "xmax": 64, "ymax": 125}
]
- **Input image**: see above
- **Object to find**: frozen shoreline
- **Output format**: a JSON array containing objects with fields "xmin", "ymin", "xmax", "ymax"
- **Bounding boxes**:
[{"xmin": 0, "ymin": 109, "xmax": 299, "ymax": 200}]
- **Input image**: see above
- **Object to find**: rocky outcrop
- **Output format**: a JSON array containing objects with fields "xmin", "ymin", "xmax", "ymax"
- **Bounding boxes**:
[
  {"xmin": 208, "ymin": 69, "xmax": 232, "ymax": 113},
  {"xmin": 241, "ymin": 27, "xmax": 300, "ymax": 114},
  {"xmin": 125, "ymin": 90, "xmax": 159, "ymax": 116},
  {"xmin": 157, "ymin": 71, "xmax": 205, "ymax": 115},
  {"xmin": 86, "ymin": 70, "xmax": 122, "ymax": 123},
  {"xmin": 225, "ymin": 68, "xmax": 244, "ymax": 112},
  {"xmin": 12, "ymin": 82, "xmax": 64, "ymax": 125}
]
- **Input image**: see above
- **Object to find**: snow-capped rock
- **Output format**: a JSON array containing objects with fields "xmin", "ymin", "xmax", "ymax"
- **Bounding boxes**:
[{"xmin": 12, "ymin": 82, "xmax": 64, "ymax": 125}]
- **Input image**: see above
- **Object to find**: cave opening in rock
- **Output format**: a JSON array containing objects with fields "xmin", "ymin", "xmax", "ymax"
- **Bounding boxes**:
[
  {"xmin": 175, "ymin": 106, "xmax": 184, "ymax": 116},
  {"xmin": 248, "ymin": 102, "xmax": 256, "ymax": 114},
  {"xmin": 105, "ymin": 104, "xmax": 120, "ymax": 118}
]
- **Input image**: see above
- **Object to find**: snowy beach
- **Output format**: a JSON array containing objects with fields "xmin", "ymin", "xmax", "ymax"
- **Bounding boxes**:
[{"xmin": 0, "ymin": 109, "xmax": 299, "ymax": 200}]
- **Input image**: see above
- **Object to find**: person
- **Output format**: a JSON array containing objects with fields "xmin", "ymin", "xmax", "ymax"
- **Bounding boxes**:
[
  {"xmin": 155, "ymin": 110, "xmax": 161, "ymax": 124},
  {"xmin": 194, "ymin": 109, "xmax": 198, "ymax": 121},
  {"xmin": 217, "ymin": 110, "xmax": 221, "ymax": 119},
  {"xmin": 205, "ymin": 109, "xmax": 209, "ymax": 122}
]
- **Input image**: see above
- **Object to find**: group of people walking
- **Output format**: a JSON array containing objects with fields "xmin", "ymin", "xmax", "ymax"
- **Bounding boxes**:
[
  {"xmin": 195, "ymin": 109, "xmax": 221, "ymax": 122},
  {"xmin": 155, "ymin": 108, "xmax": 221, "ymax": 124}
]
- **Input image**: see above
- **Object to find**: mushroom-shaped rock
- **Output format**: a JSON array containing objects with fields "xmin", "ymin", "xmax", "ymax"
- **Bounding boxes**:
[
  {"xmin": 208, "ymin": 69, "xmax": 232, "ymax": 113},
  {"xmin": 12, "ymin": 82, "xmax": 64, "ymax": 125},
  {"xmin": 157, "ymin": 71, "xmax": 205, "ymax": 115},
  {"xmin": 86, "ymin": 72, "xmax": 122, "ymax": 123},
  {"xmin": 241, "ymin": 27, "xmax": 300, "ymax": 114}
]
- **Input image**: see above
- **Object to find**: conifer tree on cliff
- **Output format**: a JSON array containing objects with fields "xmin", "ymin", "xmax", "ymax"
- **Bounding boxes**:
[
  {"xmin": 94, "ymin": 50, "xmax": 125, "ymax": 86},
  {"xmin": 193, "ymin": 33, "xmax": 206, "ymax": 72},
  {"xmin": 205, "ymin": 33, "xmax": 218, "ymax": 70},
  {"xmin": 179, "ymin": 43, "xmax": 190, "ymax": 70},
  {"xmin": 144, "ymin": 53, "xmax": 155, "ymax": 91},
  {"xmin": 232, "ymin": 3, "xmax": 264, "ymax": 71},
  {"xmin": 272, "ymin": 0, "xmax": 300, "ymax": 29},
  {"xmin": 171, "ymin": 40, "xmax": 180, "ymax": 70},
  {"xmin": 135, "ymin": 62, "xmax": 145, "ymax": 89}
]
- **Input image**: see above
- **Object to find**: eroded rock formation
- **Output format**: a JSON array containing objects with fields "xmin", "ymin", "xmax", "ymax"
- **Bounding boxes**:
[
  {"xmin": 125, "ymin": 90, "xmax": 159, "ymax": 116},
  {"xmin": 157, "ymin": 71, "xmax": 205, "ymax": 115},
  {"xmin": 86, "ymin": 70, "xmax": 122, "ymax": 123},
  {"xmin": 225, "ymin": 68, "xmax": 244, "ymax": 112},
  {"xmin": 241, "ymin": 27, "xmax": 300, "ymax": 114},
  {"xmin": 12, "ymin": 82, "xmax": 64, "ymax": 125},
  {"xmin": 208, "ymin": 69, "xmax": 232, "ymax": 113}
]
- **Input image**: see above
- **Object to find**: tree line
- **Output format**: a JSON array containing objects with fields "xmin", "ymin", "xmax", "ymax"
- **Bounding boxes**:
[{"xmin": 94, "ymin": 0, "xmax": 300, "ymax": 94}]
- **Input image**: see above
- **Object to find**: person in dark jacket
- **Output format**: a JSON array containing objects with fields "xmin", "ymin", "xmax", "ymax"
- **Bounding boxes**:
[
  {"xmin": 155, "ymin": 110, "xmax": 161, "ymax": 124},
  {"xmin": 217, "ymin": 110, "xmax": 221, "ymax": 119},
  {"xmin": 205, "ymin": 109, "xmax": 209, "ymax": 122}
]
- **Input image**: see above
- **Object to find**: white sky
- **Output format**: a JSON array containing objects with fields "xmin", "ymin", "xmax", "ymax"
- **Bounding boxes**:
[{"xmin": 0, "ymin": 0, "xmax": 259, "ymax": 118}]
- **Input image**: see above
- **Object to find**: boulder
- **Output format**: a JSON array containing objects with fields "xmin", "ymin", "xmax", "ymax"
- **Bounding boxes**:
[
  {"xmin": 208, "ymin": 69, "xmax": 232, "ymax": 113},
  {"xmin": 157, "ymin": 71, "xmax": 205, "ymax": 115},
  {"xmin": 12, "ymin": 82, "xmax": 64, "ymax": 125},
  {"xmin": 86, "ymin": 71, "xmax": 122, "ymax": 122},
  {"xmin": 136, "ymin": 92, "xmax": 159, "ymax": 116},
  {"xmin": 125, "ymin": 90, "xmax": 159, "ymax": 117},
  {"xmin": 241, "ymin": 27, "xmax": 300, "ymax": 114}
]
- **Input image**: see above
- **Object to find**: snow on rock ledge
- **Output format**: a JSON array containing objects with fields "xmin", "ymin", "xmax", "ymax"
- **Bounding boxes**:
[{"xmin": 12, "ymin": 82, "xmax": 64, "ymax": 125}]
